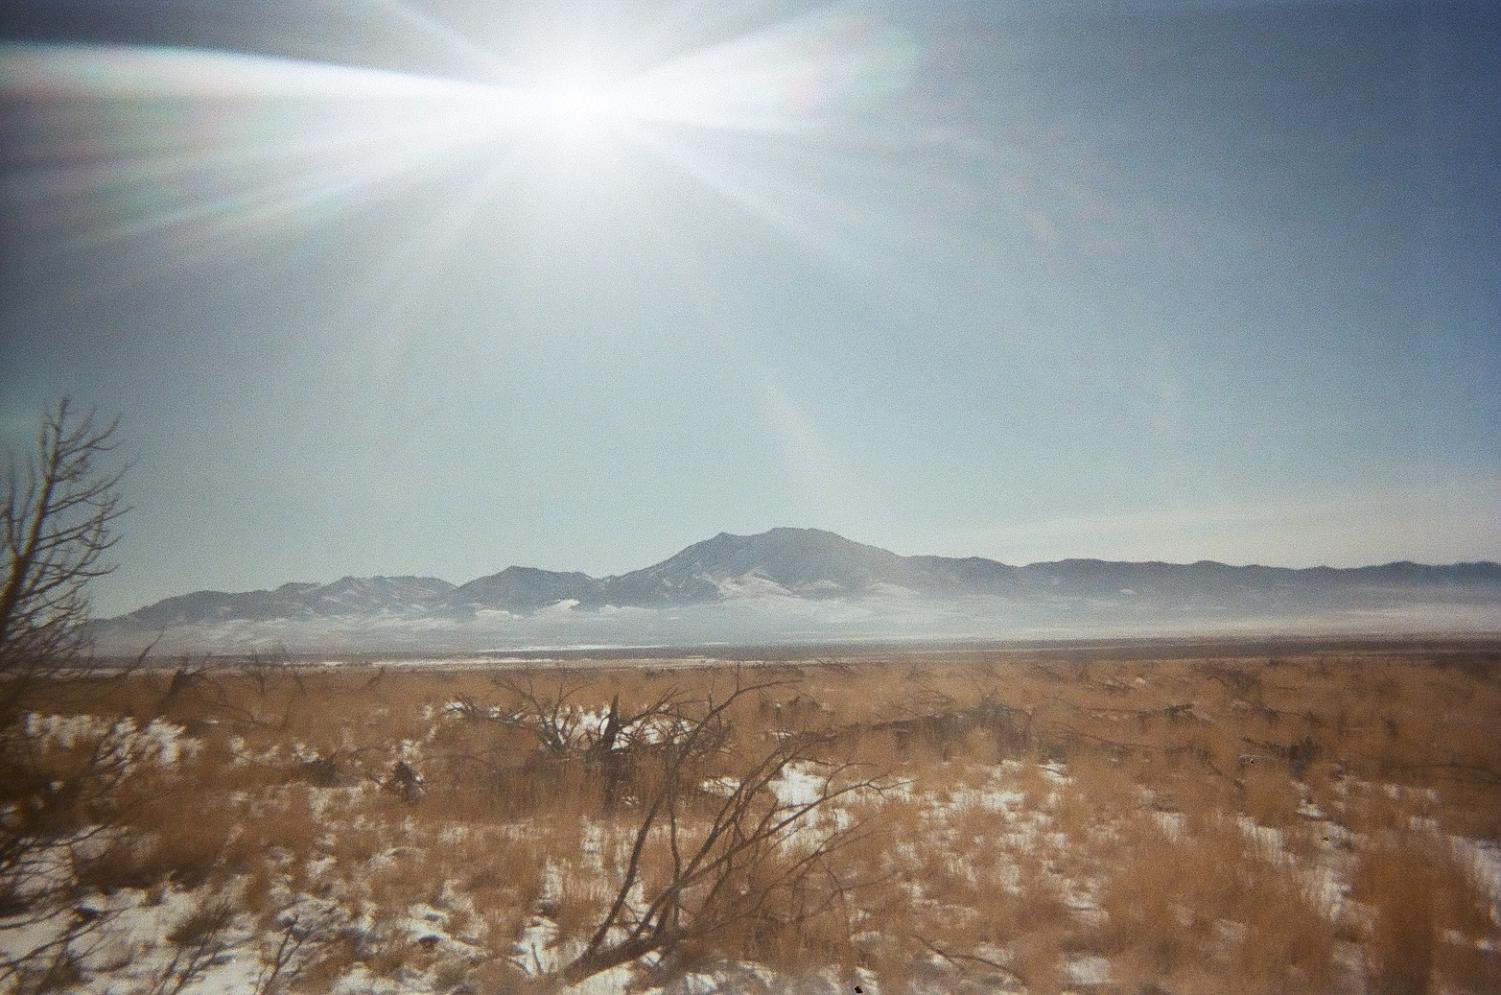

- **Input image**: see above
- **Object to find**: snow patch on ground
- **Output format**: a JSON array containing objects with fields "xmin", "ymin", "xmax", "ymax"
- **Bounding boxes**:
[
  {"xmin": 770, "ymin": 762, "xmax": 827, "ymax": 808},
  {"xmin": 1064, "ymin": 952, "xmax": 1112, "ymax": 987},
  {"xmin": 24, "ymin": 712, "xmax": 200, "ymax": 766},
  {"xmin": 1152, "ymin": 810, "xmax": 1186, "ymax": 838}
]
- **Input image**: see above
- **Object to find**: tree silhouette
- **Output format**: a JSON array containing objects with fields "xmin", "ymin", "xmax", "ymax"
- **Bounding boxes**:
[{"xmin": 1, "ymin": 398, "xmax": 128, "ymax": 695}]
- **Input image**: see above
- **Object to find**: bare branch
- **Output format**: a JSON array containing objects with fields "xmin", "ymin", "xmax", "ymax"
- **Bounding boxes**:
[{"xmin": 1, "ymin": 399, "xmax": 129, "ymax": 686}]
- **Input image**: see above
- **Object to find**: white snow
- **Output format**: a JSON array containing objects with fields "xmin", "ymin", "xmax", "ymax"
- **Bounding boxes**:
[{"xmin": 1063, "ymin": 953, "xmax": 1112, "ymax": 987}]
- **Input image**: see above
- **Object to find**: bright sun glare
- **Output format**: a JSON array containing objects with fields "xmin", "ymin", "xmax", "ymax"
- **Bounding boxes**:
[{"xmin": 511, "ymin": 68, "xmax": 643, "ymax": 143}]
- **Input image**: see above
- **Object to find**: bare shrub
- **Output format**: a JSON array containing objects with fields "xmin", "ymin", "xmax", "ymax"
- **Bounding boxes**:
[
  {"xmin": 557, "ymin": 676, "xmax": 889, "ymax": 984},
  {"xmin": 150, "ymin": 898, "xmax": 237, "ymax": 995}
]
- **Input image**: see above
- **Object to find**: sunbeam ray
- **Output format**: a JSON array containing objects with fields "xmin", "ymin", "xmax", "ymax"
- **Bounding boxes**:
[
  {"xmin": 626, "ymin": 5, "xmax": 920, "ymax": 134},
  {"xmin": 1, "ymin": 4, "xmax": 931, "ymax": 286},
  {"xmin": 0, "ymin": 42, "xmax": 536, "ymax": 281},
  {"xmin": 363, "ymin": 0, "xmax": 523, "ymax": 81}
]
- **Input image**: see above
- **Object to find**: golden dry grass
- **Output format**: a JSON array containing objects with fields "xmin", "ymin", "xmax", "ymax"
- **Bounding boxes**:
[{"xmin": 14, "ymin": 640, "xmax": 1501, "ymax": 993}]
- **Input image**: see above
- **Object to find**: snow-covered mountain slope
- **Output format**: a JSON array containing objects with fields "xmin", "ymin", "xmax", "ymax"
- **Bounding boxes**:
[{"xmin": 123, "ymin": 575, "xmax": 455, "ymax": 628}]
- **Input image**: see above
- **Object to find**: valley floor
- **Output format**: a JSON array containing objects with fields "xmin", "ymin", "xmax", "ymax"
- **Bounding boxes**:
[{"xmin": 4, "ymin": 639, "xmax": 1500, "ymax": 994}]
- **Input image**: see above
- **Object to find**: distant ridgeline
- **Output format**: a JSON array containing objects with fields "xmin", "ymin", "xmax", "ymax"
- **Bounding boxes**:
[{"xmin": 92, "ymin": 528, "xmax": 1501, "ymax": 654}]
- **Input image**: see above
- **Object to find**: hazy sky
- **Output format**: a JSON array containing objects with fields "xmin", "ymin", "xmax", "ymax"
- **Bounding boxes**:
[{"xmin": 2, "ymin": 0, "xmax": 1498, "ymax": 616}]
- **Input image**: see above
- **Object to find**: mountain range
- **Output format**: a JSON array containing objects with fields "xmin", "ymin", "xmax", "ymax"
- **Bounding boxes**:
[{"xmin": 92, "ymin": 528, "xmax": 1501, "ymax": 654}]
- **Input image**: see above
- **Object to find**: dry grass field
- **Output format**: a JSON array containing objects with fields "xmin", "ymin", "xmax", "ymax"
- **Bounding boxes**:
[{"xmin": 3, "ymin": 640, "xmax": 1499, "ymax": 995}]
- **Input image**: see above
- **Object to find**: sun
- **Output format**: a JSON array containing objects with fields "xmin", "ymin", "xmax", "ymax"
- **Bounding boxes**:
[{"xmin": 509, "ymin": 67, "xmax": 646, "ymax": 145}]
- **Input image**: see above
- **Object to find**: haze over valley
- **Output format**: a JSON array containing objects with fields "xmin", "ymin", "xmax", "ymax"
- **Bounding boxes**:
[{"xmin": 94, "ymin": 528, "xmax": 1501, "ymax": 653}]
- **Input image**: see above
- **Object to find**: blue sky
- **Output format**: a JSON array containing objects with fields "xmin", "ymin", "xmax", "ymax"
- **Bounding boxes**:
[{"xmin": 2, "ymin": 0, "xmax": 1498, "ymax": 615}]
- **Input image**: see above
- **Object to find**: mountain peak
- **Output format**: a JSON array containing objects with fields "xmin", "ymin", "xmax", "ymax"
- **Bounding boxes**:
[{"xmin": 98, "ymin": 530, "xmax": 1501, "ymax": 653}]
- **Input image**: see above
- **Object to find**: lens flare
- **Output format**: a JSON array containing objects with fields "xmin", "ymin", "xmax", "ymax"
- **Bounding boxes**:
[{"xmin": 0, "ymin": 9, "xmax": 928, "ymax": 276}]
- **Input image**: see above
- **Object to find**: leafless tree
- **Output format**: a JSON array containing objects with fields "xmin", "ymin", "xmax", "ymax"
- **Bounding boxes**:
[
  {"xmin": 0, "ymin": 398, "xmax": 128, "ymax": 694},
  {"xmin": 0, "ymin": 399, "xmax": 131, "ymax": 990}
]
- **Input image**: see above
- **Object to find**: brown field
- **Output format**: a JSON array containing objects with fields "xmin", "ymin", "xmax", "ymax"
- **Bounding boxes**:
[{"xmin": 3, "ymin": 638, "xmax": 1500, "ymax": 994}]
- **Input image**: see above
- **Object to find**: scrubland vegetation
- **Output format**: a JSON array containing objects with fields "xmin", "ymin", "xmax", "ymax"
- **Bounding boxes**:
[{"xmin": 3, "ymin": 642, "xmax": 1499, "ymax": 994}]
